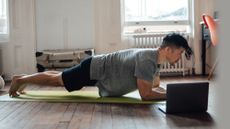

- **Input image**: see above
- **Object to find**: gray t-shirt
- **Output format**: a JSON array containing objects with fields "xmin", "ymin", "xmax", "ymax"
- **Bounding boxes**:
[{"xmin": 90, "ymin": 48, "xmax": 160, "ymax": 97}]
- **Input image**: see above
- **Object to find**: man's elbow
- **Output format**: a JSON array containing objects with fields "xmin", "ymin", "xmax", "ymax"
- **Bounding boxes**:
[
  {"xmin": 141, "ymin": 96, "xmax": 152, "ymax": 101},
  {"xmin": 140, "ymin": 92, "xmax": 154, "ymax": 101}
]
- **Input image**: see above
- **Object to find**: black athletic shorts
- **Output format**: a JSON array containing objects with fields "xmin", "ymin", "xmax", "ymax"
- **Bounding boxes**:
[{"xmin": 62, "ymin": 57, "xmax": 98, "ymax": 92}]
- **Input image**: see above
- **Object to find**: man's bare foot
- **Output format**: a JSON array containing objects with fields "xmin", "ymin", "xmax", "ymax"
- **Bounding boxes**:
[{"xmin": 9, "ymin": 74, "xmax": 27, "ymax": 97}]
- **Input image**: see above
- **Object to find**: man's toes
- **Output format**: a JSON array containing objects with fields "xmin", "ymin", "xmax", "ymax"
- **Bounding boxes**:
[{"xmin": 9, "ymin": 92, "xmax": 19, "ymax": 97}]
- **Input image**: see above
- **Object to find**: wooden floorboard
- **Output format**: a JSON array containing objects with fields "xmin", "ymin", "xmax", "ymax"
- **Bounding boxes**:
[{"xmin": 0, "ymin": 77, "xmax": 217, "ymax": 129}]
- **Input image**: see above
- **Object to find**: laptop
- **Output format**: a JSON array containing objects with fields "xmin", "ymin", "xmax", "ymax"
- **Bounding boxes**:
[{"xmin": 158, "ymin": 82, "xmax": 209, "ymax": 114}]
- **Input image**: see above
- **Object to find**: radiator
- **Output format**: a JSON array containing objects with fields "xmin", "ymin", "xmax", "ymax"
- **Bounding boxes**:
[{"xmin": 132, "ymin": 33, "xmax": 188, "ymax": 76}]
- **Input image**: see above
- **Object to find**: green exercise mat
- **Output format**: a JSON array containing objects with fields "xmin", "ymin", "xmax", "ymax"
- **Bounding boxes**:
[{"xmin": 0, "ymin": 90, "xmax": 165, "ymax": 104}]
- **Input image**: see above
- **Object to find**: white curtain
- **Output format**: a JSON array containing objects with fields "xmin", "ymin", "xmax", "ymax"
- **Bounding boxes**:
[
  {"xmin": 0, "ymin": 0, "xmax": 9, "ymax": 42},
  {"xmin": 94, "ymin": 0, "xmax": 128, "ymax": 54}
]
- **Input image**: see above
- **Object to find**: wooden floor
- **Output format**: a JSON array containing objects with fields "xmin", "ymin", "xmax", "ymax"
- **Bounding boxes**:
[{"xmin": 0, "ymin": 76, "xmax": 217, "ymax": 129}]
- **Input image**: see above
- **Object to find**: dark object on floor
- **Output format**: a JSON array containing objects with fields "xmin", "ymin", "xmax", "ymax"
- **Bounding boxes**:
[{"xmin": 159, "ymin": 82, "xmax": 209, "ymax": 114}]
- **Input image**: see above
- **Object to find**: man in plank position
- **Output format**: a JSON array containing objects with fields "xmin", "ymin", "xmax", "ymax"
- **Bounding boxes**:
[{"xmin": 9, "ymin": 33, "xmax": 192, "ymax": 100}]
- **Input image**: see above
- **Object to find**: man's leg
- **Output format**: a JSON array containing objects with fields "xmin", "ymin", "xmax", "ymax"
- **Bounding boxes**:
[{"xmin": 9, "ymin": 71, "xmax": 64, "ymax": 97}]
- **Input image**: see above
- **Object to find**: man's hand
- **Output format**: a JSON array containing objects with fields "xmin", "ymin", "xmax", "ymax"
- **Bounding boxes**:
[
  {"xmin": 137, "ymin": 78, "xmax": 166, "ymax": 101},
  {"xmin": 152, "ymin": 87, "xmax": 166, "ymax": 94}
]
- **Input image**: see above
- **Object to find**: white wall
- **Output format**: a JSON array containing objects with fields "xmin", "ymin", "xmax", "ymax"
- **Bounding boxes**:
[
  {"xmin": 36, "ymin": 0, "xmax": 127, "ymax": 54},
  {"xmin": 35, "ymin": 0, "xmax": 95, "ymax": 51},
  {"xmin": 217, "ymin": 1, "xmax": 230, "ymax": 128}
]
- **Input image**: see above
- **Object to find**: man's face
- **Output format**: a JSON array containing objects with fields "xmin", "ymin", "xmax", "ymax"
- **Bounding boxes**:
[{"xmin": 166, "ymin": 47, "xmax": 185, "ymax": 65}]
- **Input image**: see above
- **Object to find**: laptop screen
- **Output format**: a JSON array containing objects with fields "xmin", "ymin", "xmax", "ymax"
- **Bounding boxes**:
[{"xmin": 166, "ymin": 82, "xmax": 209, "ymax": 113}]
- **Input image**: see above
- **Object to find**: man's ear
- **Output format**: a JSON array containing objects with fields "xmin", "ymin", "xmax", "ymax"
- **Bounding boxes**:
[{"xmin": 165, "ymin": 46, "xmax": 172, "ymax": 53}]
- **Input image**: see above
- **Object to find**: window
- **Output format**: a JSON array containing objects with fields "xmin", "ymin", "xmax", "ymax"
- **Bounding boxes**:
[
  {"xmin": 124, "ymin": 0, "xmax": 191, "ymax": 33},
  {"xmin": 0, "ymin": 0, "xmax": 9, "ymax": 42}
]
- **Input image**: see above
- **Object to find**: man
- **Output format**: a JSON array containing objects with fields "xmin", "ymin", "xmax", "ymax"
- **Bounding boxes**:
[{"xmin": 9, "ymin": 33, "xmax": 192, "ymax": 100}]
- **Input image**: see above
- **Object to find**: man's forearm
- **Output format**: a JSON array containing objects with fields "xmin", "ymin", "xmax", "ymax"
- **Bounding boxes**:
[
  {"xmin": 152, "ymin": 75, "xmax": 160, "ymax": 88},
  {"xmin": 137, "ymin": 78, "xmax": 166, "ymax": 101}
]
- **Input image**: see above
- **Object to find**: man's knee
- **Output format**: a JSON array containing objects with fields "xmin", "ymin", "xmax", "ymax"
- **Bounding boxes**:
[{"xmin": 54, "ymin": 72, "xmax": 64, "ymax": 86}]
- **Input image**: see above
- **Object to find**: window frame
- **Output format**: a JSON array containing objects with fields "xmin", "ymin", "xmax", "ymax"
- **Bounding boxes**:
[{"xmin": 124, "ymin": 0, "xmax": 192, "ymax": 27}]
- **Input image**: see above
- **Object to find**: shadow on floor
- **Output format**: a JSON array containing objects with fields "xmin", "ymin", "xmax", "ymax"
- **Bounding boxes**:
[{"xmin": 165, "ymin": 112, "xmax": 215, "ymax": 127}]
